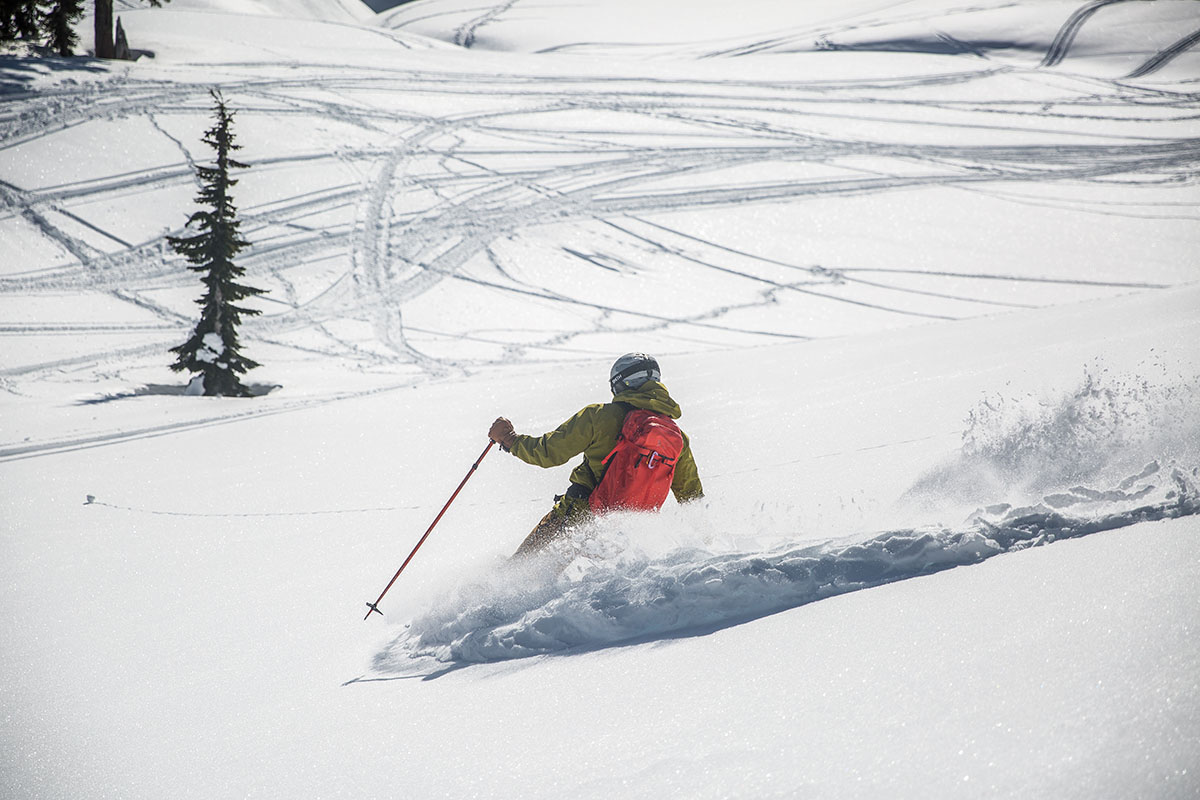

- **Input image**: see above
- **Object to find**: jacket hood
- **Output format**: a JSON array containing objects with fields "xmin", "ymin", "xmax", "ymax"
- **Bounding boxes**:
[{"xmin": 612, "ymin": 380, "xmax": 682, "ymax": 419}]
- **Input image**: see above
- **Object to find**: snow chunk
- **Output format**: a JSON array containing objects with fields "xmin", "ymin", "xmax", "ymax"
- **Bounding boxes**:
[{"xmin": 196, "ymin": 332, "xmax": 225, "ymax": 364}]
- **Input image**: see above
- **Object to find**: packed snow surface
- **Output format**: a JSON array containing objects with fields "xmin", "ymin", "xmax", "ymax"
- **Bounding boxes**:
[{"xmin": 2, "ymin": 1, "xmax": 1199, "ymax": 799}]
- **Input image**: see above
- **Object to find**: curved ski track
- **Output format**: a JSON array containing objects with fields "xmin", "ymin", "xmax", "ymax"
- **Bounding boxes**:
[
  {"xmin": 1041, "ymin": 0, "xmax": 1136, "ymax": 68},
  {"xmin": 2, "ymin": 57, "xmax": 1198, "ymax": 407}
]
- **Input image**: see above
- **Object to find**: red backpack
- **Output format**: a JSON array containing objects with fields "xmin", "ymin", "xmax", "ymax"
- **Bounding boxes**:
[{"xmin": 589, "ymin": 408, "xmax": 685, "ymax": 514}]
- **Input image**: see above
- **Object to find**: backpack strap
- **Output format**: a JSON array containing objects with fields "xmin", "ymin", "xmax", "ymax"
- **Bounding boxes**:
[{"xmin": 599, "ymin": 402, "xmax": 635, "ymax": 467}]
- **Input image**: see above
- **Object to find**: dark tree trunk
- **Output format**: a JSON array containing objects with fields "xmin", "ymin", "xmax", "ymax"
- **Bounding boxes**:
[{"xmin": 94, "ymin": 0, "xmax": 112, "ymax": 58}]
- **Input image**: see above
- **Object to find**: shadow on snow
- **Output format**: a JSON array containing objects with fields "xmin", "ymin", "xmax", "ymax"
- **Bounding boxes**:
[
  {"xmin": 76, "ymin": 382, "xmax": 281, "ymax": 404},
  {"xmin": 0, "ymin": 53, "xmax": 107, "ymax": 95}
]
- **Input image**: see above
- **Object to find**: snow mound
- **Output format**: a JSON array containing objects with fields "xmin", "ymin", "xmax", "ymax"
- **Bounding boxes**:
[
  {"xmin": 372, "ymin": 463, "xmax": 1199, "ymax": 670},
  {"xmin": 162, "ymin": 0, "xmax": 372, "ymax": 23}
]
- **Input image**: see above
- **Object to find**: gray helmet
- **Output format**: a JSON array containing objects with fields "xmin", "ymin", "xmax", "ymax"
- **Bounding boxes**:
[{"xmin": 609, "ymin": 352, "xmax": 661, "ymax": 394}]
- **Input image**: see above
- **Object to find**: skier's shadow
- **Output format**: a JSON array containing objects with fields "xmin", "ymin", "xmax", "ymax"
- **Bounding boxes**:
[
  {"xmin": 342, "ymin": 613, "xmax": 772, "ymax": 687},
  {"xmin": 342, "ymin": 661, "xmax": 473, "ymax": 685}
]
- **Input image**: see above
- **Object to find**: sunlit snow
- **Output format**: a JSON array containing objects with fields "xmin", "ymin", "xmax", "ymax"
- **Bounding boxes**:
[{"xmin": 2, "ymin": 1, "xmax": 1198, "ymax": 799}]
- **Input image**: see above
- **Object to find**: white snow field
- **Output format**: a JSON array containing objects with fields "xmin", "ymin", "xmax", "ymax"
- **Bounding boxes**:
[{"xmin": 2, "ymin": 0, "xmax": 1199, "ymax": 798}]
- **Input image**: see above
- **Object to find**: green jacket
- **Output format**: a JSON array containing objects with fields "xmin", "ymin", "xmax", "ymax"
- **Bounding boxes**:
[{"xmin": 509, "ymin": 381, "xmax": 704, "ymax": 504}]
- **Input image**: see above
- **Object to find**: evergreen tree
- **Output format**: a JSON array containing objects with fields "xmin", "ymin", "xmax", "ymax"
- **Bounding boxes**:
[
  {"xmin": 44, "ymin": 0, "xmax": 84, "ymax": 56},
  {"xmin": 1, "ymin": 0, "xmax": 41, "ymax": 42},
  {"xmin": 168, "ymin": 89, "xmax": 266, "ymax": 398},
  {"xmin": 3, "ymin": 0, "xmax": 163, "ymax": 56}
]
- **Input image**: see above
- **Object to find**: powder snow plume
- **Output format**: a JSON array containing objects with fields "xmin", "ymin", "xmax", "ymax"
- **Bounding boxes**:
[{"xmin": 904, "ymin": 361, "xmax": 1200, "ymax": 509}]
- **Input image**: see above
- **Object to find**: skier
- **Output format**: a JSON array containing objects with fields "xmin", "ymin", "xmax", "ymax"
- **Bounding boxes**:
[{"xmin": 488, "ymin": 353, "xmax": 703, "ymax": 557}]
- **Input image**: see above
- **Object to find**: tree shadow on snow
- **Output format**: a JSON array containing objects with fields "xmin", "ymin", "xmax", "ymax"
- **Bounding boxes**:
[
  {"xmin": 76, "ymin": 383, "xmax": 281, "ymax": 404},
  {"xmin": 0, "ymin": 53, "xmax": 108, "ymax": 95},
  {"xmin": 814, "ymin": 37, "xmax": 1045, "ymax": 58}
]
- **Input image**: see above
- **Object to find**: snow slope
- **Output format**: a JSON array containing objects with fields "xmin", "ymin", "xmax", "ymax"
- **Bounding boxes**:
[
  {"xmin": 2, "ymin": 1, "xmax": 1199, "ymax": 798},
  {"xmin": 382, "ymin": 0, "xmax": 1200, "ymax": 77}
]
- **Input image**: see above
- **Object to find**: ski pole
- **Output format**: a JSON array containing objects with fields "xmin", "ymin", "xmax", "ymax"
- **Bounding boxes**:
[{"xmin": 364, "ymin": 439, "xmax": 495, "ymax": 620}]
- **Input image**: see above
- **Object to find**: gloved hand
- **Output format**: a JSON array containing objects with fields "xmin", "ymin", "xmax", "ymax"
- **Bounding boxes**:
[{"xmin": 488, "ymin": 417, "xmax": 517, "ymax": 451}]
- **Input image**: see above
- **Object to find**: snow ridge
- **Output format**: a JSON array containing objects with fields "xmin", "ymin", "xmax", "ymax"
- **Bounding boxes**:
[{"xmin": 374, "ymin": 464, "xmax": 1199, "ymax": 670}]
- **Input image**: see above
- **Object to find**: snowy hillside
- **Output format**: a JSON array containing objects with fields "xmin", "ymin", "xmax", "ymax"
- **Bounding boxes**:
[{"xmin": 2, "ymin": 1, "xmax": 1199, "ymax": 798}]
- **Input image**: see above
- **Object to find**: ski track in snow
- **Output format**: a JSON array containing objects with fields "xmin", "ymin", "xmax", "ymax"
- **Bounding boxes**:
[
  {"xmin": 1035, "ymin": 0, "xmax": 1200, "ymax": 77},
  {"xmin": 369, "ymin": 463, "xmax": 1200, "ymax": 672},
  {"xmin": 452, "ymin": 0, "xmax": 520, "ymax": 49},
  {"xmin": 2, "ymin": 2, "xmax": 1198, "ymax": 455},
  {"xmin": 3, "ymin": 56, "xmax": 1199, "ymax": 393}
]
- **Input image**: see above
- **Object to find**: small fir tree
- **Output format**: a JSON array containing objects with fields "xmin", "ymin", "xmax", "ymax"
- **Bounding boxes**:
[
  {"xmin": 168, "ymin": 89, "xmax": 265, "ymax": 398},
  {"xmin": 44, "ymin": 0, "xmax": 84, "ymax": 56}
]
